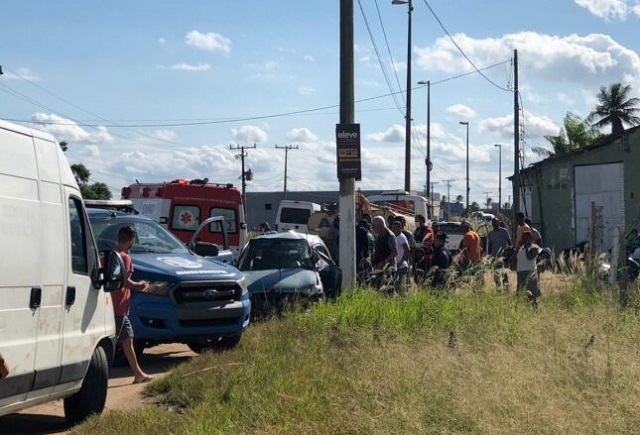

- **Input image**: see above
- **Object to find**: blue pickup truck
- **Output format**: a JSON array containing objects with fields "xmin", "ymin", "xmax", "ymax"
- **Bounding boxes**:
[{"xmin": 87, "ymin": 207, "xmax": 251, "ymax": 356}]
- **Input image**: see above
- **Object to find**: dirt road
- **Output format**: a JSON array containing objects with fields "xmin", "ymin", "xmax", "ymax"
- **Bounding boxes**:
[{"xmin": 1, "ymin": 343, "xmax": 197, "ymax": 435}]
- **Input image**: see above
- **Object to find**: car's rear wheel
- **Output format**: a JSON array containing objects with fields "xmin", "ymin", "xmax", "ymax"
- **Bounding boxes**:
[{"xmin": 187, "ymin": 335, "xmax": 242, "ymax": 354}]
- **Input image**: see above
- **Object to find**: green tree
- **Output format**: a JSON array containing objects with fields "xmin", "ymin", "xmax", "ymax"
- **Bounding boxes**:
[
  {"xmin": 58, "ymin": 141, "xmax": 111, "ymax": 200},
  {"xmin": 532, "ymin": 112, "xmax": 603, "ymax": 157},
  {"xmin": 590, "ymin": 83, "xmax": 640, "ymax": 135},
  {"xmin": 469, "ymin": 202, "xmax": 480, "ymax": 213},
  {"xmin": 456, "ymin": 195, "xmax": 464, "ymax": 203}
]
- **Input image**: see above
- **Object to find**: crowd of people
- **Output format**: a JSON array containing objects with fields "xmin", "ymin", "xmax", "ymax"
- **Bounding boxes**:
[{"xmin": 352, "ymin": 211, "xmax": 544, "ymax": 307}]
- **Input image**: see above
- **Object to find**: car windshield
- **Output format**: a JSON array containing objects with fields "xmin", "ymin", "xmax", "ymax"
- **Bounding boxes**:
[
  {"xmin": 91, "ymin": 218, "xmax": 190, "ymax": 254},
  {"xmin": 438, "ymin": 223, "xmax": 465, "ymax": 234},
  {"xmin": 237, "ymin": 238, "xmax": 314, "ymax": 271}
]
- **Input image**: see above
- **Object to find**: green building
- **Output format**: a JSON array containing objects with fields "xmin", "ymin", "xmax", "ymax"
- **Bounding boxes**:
[{"xmin": 519, "ymin": 125, "xmax": 640, "ymax": 253}]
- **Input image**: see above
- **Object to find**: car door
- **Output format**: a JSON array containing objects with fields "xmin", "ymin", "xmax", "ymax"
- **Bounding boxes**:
[
  {"xmin": 313, "ymin": 242, "xmax": 341, "ymax": 297},
  {"xmin": 58, "ymin": 195, "xmax": 104, "ymax": 387},
  {"xmin": 0, "ymin": 185, "xmax": 40, "ymax": 405}
]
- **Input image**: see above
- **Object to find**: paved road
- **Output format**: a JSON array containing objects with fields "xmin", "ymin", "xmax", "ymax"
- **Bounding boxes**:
[{"xmin": 1, "ymin": 344, "xmax": 196, "ymax": 435}]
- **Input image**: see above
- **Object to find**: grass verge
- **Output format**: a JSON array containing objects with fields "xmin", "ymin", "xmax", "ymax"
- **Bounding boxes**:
[{"xmin": 73, "ymin": 282, "xmax": 640, "ymax": 435}]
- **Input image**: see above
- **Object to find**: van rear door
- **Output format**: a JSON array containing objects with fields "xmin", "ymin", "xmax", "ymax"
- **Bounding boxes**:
[
  {"xmin": 0, "ymin": 127, "xmax": 40, "ymax": 403},
  {"xmin": 27, "ymin": 136, "xmax": 67, "ymax": 399}
]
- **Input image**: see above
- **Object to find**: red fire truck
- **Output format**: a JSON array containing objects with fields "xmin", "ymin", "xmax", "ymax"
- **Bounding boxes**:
[{"xmin": 121, "ymin": 178, "xmax": 247, "ymax": 258}]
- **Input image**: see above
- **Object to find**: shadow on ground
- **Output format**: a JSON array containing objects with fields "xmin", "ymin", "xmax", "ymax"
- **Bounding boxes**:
[{"xmin": 2, "ymin": 346, "xmax": 194, "ymax": 434}]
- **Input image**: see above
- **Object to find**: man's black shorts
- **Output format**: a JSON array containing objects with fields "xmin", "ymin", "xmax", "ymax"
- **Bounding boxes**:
[{"xmin": 115, "ymin": 315, "xmax": 134, "ymax": 344}]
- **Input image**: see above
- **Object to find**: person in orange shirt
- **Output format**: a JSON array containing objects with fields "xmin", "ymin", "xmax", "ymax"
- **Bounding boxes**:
[{"xmin": 459, "ymin": 221, "xmax": 482, "ymax": 274}]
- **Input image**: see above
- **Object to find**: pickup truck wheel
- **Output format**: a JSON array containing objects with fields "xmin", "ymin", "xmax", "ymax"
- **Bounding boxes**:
[
  {"xmin": 64, "ymin": 346, "xmax": 109, "ymax": 425},
  {"xmin": 188, "ymin": 335, "xmax": 242, "ymax": 354}
]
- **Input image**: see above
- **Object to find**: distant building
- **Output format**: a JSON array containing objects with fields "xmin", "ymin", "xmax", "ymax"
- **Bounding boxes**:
[{"xmin": 517, "ymin": 125, "xmax": 640, "ymax": 253}]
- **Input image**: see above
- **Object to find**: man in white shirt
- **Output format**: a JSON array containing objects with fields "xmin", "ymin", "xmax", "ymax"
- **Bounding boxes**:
[
  {"xmin": 391, "ymin": 219, "xmax": 410, "ymax": 294},
  {"xmin": 516, "ymin": 227, "xmax": 542, "ymax": 308}
]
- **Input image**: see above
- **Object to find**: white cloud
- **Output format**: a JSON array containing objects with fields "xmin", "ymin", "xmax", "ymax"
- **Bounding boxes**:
[
  {"xmin": 109, "ymin": 145, "xmax": 240, "ymax": 182},
  {"xmin": 634, "ymin": 4, "xmax": 640, "ymax": 16},
  {"xmin": 415, "ymin": 32, "xmax": 640, "ymax": 88},
  {"xmin": 367, "ymin": 124, "xmax": 405, "ymax": 142},
  {"xmin": 154, "ymin": 129, "xmax": 176, "ymax": 141},
  {"xmin": 446, "ymin": 104, "xmax": 477, "ymax": 119},
  {"xmin": 30, "ymin": 113, "xmax": 113, "ymax": 144},
  {"xmin": 232, "ymin": 125, "xmax": 268, "ymax": 144},
  {"xmin": 574, "ymin": 0, "xmax": 628, "ymax": 21},
  {"xmin": 81, "ymin": 145, "xmax": 100, "ymax": 158},
  {"xmin": 169, "ymin": 63, "xmax": 211, "ymax": 71},
  {"xmin": 479, "ymin": 111, "xmax": 559, "ymax": 141},
  {"xmin": 158, "ymin": 37, "xmax": 166, "ymax": 44},
  {"xmin": 2, "ymin": 67, "xmax": 40, "ymax": 81},
  {"xmin": 304, "ymin": 54, "xmax": 314, "ymax": 62},
  {"xmin": 287, "ymin": 128, "xmax": 318, "ymax": 143},
  {"xmin": 297, "ymin": 86, "xmax": 316, "ymax": 96},
  {"xmin": 185, "ymin": 30, "xmax": 231, "ymax": 53}
]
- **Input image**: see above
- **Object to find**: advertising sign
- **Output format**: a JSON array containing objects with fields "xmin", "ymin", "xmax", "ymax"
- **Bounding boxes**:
[{"xmin": 335, "ymin": 123, "xmax": 362, "ymax": 180}]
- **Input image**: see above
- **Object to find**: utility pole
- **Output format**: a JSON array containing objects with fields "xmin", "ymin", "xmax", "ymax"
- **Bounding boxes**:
[
  {"xmin": 229, "ymin": 143, "xmax": 256, "ymax": 199},
  {"xmin": 275, "ymin": 144, "xmax": 299, "ymax": 198},
  {"xmin": 482, "ymin": 191, "xmax": 493, "ymax": 209},
  {"xmin": 339, "ymin": 0, "xmax": 356, "ymax": 291},
  {"xmin": 442, "ymin": 179, "xmax": 455, "ymax": 221},
  {"xmin": 513, "ymin": 49, "xmax": 520, "ymax": 230},
  {"xmin": 430, "ymin": 181, "xmax": 436, "ymax": 219}
]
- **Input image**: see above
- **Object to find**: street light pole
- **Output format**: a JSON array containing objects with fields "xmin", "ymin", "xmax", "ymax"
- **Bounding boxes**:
[
  {"xmin": 494, "ymin": 143, "xmax": 502, "ymax": 216},
  {"xmin": 417, "ymin": 80, "xmax": 431, "ymax": 216},
  {"xmin": 459, "ymin": 121, "xmax": 469, "ymax": 215},
  {"xmin": 393, "ymin": 0, "xmax": 412, "ymax": 192}
]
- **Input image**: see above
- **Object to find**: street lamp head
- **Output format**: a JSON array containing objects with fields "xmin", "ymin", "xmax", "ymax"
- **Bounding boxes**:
[
  {"xmin": 417, "ymin": 80, "xmax": 429, "ymax": 85},
  {"xmin": 459, "ymin": 121, "xmax": 468, "ymax": 126},
  {"xmin": 392, "ymin": 0, "xmax": 409, "ymax": 4},
  {"xmin": 494, "ymin": 143, "xmax": 501, "ymax": 148}
]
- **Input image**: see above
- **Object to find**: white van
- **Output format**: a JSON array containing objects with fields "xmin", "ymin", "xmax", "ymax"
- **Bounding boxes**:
[
  {"xmin": 275, "ymin": 200, "xmax": 321, "ymax": 233},
  {"xmin": 0, "ymin": 119, "xmax": 125, "ymax": 424}
]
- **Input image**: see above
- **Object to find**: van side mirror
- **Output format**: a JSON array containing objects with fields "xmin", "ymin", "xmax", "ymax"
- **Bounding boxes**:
[
  {"xmin": 194, "ymin": 242, "xmax": 219, "ymax": 257},
  {"xmin": 101, "ymin": 250, "xmax": 126, "ymax": 292}
]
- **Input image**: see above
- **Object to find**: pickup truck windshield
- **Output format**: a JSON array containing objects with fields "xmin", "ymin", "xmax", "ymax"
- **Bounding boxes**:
[
  {"xmin": 238, "ymin": 238, "xmax": 314, "ymax": 271},
  {"xmin": 92, "ymin": 219, "xmax": 190, "ymax": 254}
]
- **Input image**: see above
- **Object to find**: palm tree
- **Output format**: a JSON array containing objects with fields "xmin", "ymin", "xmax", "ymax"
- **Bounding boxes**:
[
  {"xmin": 590, "ymin": 83, "xmax": 640, "ymax": 135},
  {"xmin": 532, "ymin": 112, "xmax": 603, "ymax": 157}
]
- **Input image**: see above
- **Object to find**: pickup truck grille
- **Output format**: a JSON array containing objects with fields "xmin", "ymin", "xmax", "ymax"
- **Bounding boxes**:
[{"xmin": 173, "ymin": 282, "xmax": 241, "ymax": 304}]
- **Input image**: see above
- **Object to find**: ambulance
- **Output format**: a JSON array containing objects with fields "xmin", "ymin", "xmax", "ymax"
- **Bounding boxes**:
[{"xmin": 121, "ymin": 179, "xmax": 247, "ymax": 258}]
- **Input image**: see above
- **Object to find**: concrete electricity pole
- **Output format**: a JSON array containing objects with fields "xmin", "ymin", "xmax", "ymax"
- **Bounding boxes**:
[
  {"xmin": 339, "ymin": 0, "xmax": 356, "ymax": 290},
  {"xmin": 275, "ymin": 144, "xmax": 299, "ymax": 198}
]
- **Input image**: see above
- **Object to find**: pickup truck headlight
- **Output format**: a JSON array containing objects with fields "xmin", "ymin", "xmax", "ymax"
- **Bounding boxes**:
[
  {"xmin": 238, "ymin": 276, "xmax": 249, "ymax": 297},
  {"xmin": 145, "ymin": 281, "xmax": 174, "ymax": 296}
]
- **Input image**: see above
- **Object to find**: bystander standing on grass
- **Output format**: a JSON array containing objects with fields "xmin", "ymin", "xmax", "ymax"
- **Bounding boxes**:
[{"xmin": 516, "ymin": 227, "xmax": 542, "ymax": 308}]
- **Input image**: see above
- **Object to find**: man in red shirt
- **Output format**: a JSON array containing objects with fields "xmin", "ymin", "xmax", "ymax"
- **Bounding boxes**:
[{"xmin": 113, "ymin": 226, "xmax": 153, "ymax": 384}]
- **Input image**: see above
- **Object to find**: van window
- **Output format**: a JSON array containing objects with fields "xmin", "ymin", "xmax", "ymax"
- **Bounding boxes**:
[
  {"xmin": 171, "ymin": 205, "xmax": 201, "ymax": 231},
  {"xmin": 280, "ymin": 208, "xmax": 311, "ymax": 225},
  {"xmin": 209, "ymin": 207, "xmax": 237, "ymax": 233},
  {"xmin": 69, "ymin": 197, "xmax": 97, "ymax": 275}
]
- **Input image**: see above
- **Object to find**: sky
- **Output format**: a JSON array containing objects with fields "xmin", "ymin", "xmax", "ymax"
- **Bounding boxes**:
[{"xmin": 1, "ymin": 0, "xmax": 639, "ymax": 207}]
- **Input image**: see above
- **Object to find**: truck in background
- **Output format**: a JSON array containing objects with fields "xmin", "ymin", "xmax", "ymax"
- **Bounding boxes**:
[
  {"xmin": 121, "ymin": 179, "xmax": 247, "ymax": 258},
  {"xmin": 366, "ymin": 190, "xmax": 430, "ymax": 221},
  {"xmin": 275, "ymin": 200, "xmax": 321, "ymax": 233}
]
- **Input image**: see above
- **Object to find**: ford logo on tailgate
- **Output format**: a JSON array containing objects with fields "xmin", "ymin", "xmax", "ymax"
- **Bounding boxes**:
[{"xmin": 203, "ymin": 289, "xmax": 220, "ymax": 299}]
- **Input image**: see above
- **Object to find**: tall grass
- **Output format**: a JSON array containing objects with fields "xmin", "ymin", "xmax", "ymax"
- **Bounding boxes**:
[{"xmin": 73, "ymin": 279, "xmax": 640, "ymax": 435}]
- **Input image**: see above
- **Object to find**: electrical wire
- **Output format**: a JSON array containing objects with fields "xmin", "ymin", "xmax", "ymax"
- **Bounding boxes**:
[
  {"xmin": 357, "ymin": 0, "xmax": 405, "ymax": 116},
  {"xmin": 374, "ymin": 0, "xmax": 405, "ymax": 107},
  {"xmin": 420, "ymin": 0, "xmax": 511, "ymax": 92}
]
